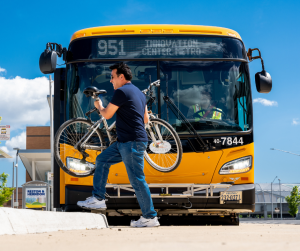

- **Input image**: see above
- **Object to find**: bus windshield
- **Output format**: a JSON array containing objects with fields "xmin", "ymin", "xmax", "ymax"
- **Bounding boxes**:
[{"xmin": 66, "ymin": 60, "xmax": 252, "ymax": 135}]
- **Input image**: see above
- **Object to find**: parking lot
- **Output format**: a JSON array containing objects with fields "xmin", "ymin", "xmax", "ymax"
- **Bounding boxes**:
[{"xmin": 1, "ymin": 221, "xmax": 299, "ymax": 251}]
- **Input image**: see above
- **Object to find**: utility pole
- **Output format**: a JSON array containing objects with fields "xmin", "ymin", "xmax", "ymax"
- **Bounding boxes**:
[
  {"xmin": 49, "ymin": 75, "xmax": 54, "ymax": 211},
  {"xmin": 13, "ymin": 148, "xmax": 20, "ymax": 208},
  {"xmin": 278, "ymin": 178, "xmax": 282, "ymax": 220},
  {"xmin": 271, "ymin": 176, "xmax": 277, "ymax": 219},
  {"xmin": 11, "ymin": 162, "xmax": 14, "ymax": 208},
  {"xmin": 271, "ymin": 148, "xmax": 300, "ymax": 219}
]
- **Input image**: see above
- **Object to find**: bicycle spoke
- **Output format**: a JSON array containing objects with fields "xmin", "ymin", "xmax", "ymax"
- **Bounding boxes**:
[
  {"xmin": 55, "ymin": 119, "xmax": 104, "ymax": 177},
  {"xmin": 144, "ymin": 119, "xmax": 182, "ymax": 172}
]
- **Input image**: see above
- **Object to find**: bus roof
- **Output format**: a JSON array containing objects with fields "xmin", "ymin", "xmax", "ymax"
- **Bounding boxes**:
[{"xmin": 70, "ymin": 24, "xmax": 242, "ymax": 42}]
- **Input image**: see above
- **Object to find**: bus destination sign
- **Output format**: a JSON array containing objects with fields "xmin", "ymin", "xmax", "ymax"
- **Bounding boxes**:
[
  {"xmin": 95, "ymin": 37, "xmax": 224, "ymax": 58},
  {"xmin": 69, "ymin": 36, "xmax": 245, "ymax": 61}
]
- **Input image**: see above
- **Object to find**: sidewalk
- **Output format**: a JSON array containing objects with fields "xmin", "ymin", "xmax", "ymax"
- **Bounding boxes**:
[
  {"xmin": 1, "ymin": 224, "xmax": 300, "ymax": 251},
  {"xmin": 0, "ymin": 208, "xmax": 108, "ymax": 235}
]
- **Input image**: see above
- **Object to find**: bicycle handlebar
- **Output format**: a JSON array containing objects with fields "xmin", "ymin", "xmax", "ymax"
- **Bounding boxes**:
[{"xmin": 142, "ymin": 80, "xmax": 160, "ymax": 94}]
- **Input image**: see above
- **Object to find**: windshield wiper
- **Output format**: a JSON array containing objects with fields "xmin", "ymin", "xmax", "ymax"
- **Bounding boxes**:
[{"xmin": 163, "ymin": 96, "xmax": 209, "ymax": 151}]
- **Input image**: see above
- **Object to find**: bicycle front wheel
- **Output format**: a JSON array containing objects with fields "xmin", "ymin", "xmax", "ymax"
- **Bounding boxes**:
[
  {"xmin": 144, "ymin": 118, "xmax": 183, "ymax": 172},
  {"xmin": 54, "ymin": 118, "xmax": 105, "ymax": 177}
]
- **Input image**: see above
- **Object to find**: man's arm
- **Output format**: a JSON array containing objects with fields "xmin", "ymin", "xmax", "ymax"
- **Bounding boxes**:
[
  {"xmin": 144, "ymin": 105, "xmax": 149, "ymax": 124},
  {"xmin": 94, "ymin": 99, "xmax": 119, "ymax": 119}
]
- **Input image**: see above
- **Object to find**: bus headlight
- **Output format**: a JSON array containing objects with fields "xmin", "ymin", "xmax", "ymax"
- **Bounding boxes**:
[
  {"xmin": 66, "ymin": 157, "xmax": 95, "ymax": 174},
  {"xmin": 219, "ymin": 156, "xmax": 252, "ymax": 175}
]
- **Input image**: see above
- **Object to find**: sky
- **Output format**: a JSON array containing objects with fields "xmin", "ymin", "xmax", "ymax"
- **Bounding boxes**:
[{"xmin": 0, "ymin": 0, "xmax": 300, "ymax": 187}]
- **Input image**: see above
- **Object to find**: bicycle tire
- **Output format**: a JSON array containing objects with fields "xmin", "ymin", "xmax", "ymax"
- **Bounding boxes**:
[
  {"xmin": 54, "ymin": 118, "xmax": 105, "ymax": 177},
  {"xmin": 144, "ymin": 118, "xmax": 183, "ymax": 172}
]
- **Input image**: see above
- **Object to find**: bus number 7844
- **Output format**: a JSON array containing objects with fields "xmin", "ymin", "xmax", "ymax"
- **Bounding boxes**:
[{"xmin": 213, "ymin": 137, "xmax": 244, "ymax": 146}]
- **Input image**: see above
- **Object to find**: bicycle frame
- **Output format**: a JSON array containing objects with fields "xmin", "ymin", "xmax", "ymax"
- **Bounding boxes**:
[{"xmin": 76, "ymin": 117, "xmax": 116, "ymax": 152}]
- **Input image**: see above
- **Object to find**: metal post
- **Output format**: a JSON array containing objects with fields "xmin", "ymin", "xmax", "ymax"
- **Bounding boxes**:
[
  {"xmin": 49, "ymin": 75, "xmax": 54, "ymax": 211},
  {"xmin": 271, "ymin": 176, "xmax": 277, "ymax": 219},
  {"xmin": 11, "ymin": 162, "xmax": 14, "ymax": 208},
  {"xmin": 279, "ymin": 179, "xmax": 282, "ymax": 220},
  {"xmin": 271, "ymin": 182, "xmax": 272, "ymax": 219},
  {"xmin": 16, "ymin": 151, "xmax": 18, "ymax": 208},
  {"xmin": 47, "ymin": 183, "xmax": 50, "ymax": 211},
  {"xmin": 13, "ymin": 148, "xmax": 20, "ymax": 208}
]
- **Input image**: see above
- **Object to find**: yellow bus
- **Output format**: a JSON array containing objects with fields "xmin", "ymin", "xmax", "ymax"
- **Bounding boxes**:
[{"xmin": 40, "ymin": 24, "xmax": 272, "ymax": 224}]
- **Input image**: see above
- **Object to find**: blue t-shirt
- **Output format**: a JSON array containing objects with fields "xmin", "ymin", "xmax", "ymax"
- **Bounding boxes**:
[{"xmin": 110, "ymin": 82, "xmax": 148, "ymax": 142}]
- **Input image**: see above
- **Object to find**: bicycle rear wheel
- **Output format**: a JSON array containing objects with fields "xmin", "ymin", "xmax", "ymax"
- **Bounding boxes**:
[
  {"xmin": 144, "ymin": 118, "xmax": 183, "ymax": 172},
  {"xmin": 54, "ymin": 118, "xmax": 105, "ymax": 177}
]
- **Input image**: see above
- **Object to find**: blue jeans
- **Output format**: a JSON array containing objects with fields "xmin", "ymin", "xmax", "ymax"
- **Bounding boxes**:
[{"xmin": 92, "ymin": 141, "xmax": 157, "ymax": 219}]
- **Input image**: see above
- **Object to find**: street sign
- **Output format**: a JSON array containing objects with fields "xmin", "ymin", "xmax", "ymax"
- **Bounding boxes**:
[
  {"xmin": 25, "ymin": 188, "xmax": 47, "ymax": 209},
  {"xmin": 47, "ymin": 172, "xmax": 54, "ymax": 181},
  {"xmin": 0, "ymin": 125, "xmax": 10, "ymax": 141}
]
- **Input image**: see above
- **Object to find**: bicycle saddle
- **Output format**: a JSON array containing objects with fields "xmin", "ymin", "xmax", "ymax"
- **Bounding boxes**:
[{"xmin": 83, "ymin": 86, "xmax": 107, "ymax": 97}]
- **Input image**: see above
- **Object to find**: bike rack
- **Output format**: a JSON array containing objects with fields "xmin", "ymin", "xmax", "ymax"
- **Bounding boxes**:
[{"xmin": 105, "ymin": 183, "xmax": 232, "ymax": 199}]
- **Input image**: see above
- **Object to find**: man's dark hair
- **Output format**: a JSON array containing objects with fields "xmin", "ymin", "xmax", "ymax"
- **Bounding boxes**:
[{"xmin": 109, "ymin": 62, "xmax": 133, "ymax": 81}]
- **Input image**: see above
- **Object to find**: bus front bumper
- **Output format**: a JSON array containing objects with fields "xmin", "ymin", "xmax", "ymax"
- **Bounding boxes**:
[{"xmin": 65, "ymin": 183, "xmax": 255, "ymax": 215}]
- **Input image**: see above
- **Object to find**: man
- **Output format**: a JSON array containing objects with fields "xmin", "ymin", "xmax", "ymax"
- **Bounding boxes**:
[
  {"xmin": 77, "ymin": 62, "xmax": 159, "ymax": 228},
  {"xmin": 188, "ymin": 86, "xmax": 222, "ymax": 121}
]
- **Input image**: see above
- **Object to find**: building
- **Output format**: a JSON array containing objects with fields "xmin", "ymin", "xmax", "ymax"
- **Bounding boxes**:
[
  {"xmin": 3, "ymin": 127, "xmax": 51, "ymax": 208},
  {"xmin": 19, "ymin": 126, "xmax": 51, "ymax": 183}
]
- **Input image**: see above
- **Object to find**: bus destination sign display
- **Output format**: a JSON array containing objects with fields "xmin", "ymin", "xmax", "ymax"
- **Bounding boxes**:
[
  {"xmin": 69, "ymin": 36, "xmax": 245, "ymax": 61},
  {"xmin": 94, "ymin": 37, "xmax": 224, "ymax": 59},
  {"xmin": 94, "ymin": 37, "xmax": 223, "ymax": 58}
]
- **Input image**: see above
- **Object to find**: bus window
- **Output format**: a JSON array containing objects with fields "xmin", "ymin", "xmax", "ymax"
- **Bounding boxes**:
[{"xmin": 159, "ymin": 61, "xmax": 252, "ymax": 134}]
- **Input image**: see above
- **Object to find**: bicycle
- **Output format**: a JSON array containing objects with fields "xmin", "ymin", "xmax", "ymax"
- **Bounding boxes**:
[{"xmin": 54, "ymin": 80, "xmax": 183, "ymax": 177}]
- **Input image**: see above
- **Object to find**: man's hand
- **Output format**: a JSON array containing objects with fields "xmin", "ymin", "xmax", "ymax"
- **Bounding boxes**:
[
  {"xmin": 144, "ymin": 105, "xmax": 149, "ymax": 124},
  {"xmin": 94, "ymin": 98, "xmax": 119, "ymax": 120},
  {"xmin": 94, "ymin": 99, "xmax": 103, "ymax": 110}
]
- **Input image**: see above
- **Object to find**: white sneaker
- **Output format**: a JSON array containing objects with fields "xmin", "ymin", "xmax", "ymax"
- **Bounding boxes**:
[
  {"xmin": 77, "ymin": 196, "xmax": 107, "ymax": 210},
  {"xmin": 130, "ymin": 216, "xmax": 160, "ymax": 227}
]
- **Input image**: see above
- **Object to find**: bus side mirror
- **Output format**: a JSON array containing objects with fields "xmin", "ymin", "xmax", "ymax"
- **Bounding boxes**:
[
  {"xmin": 255, "ymin": 70, "xmax": 272, "ymax": 93},
  {"xmin": 39, "ymin": 42, "xmax": 67, "ymax": 74},
  {"xmin": 39, "ymin": 49, "xmax": 57, "ymax": 74},
  {"xmin": 248, "ymin": 48, "xmax": 272, "ymax": 93}
]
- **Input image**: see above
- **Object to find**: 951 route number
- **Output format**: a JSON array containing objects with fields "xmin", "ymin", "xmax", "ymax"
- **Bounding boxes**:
[{"xmin": 213, "ymin": 137, "xmax": 244, "ymax": 146}]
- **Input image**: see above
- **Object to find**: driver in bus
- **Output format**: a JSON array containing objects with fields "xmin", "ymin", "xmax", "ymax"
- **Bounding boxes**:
[{"xmin": 187, "ymin": 86, "xmax": 222, "ymax": 121}]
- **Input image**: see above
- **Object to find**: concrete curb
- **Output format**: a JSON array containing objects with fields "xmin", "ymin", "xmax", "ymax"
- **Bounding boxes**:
[
  {"xmin": 240, "ymin": 219, "xmax": 300, "ymax": 225},
  {"xmin": 0, "ymin": 208, "xmax": 108, "ymax": 235}
]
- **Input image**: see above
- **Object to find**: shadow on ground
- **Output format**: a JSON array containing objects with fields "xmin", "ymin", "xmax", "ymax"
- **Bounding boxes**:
[{"xmin": 107, "ymin": 215, "xmax": 239, "ymax": 226}]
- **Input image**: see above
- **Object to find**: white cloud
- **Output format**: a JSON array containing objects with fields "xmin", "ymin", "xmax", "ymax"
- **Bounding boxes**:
[
  {"xmin": 292, "ymin": 119, "xmax": 299, "ymax": 125},
  {"xmin": 253, "ymin": 98, "xmax": 278, "ymax": 106},
  {"xmin": 0, "ymin": 75, "xmax": 52, "ymax": 131},
  {"xmin": 0, "ymin": 131, "xmax": 26, "ymax": 160},
  {"xmin": 0, "ymin": 67, "xmax": 6, "ymax": 73}
]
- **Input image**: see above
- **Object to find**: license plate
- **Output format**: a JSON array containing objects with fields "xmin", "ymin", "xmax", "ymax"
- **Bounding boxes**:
[{"xmin": 220, "ymin": 191, "xmax": 242, "ymax": 204}]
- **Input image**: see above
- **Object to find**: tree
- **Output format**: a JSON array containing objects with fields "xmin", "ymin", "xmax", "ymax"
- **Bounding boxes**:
[
  {"xmin": 0, "ymin": 172, "xmax": 15, "ymax": 207},
  {"xmin": 285, "ymin": 186, "xmax": 300, "ymax": 218}
]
